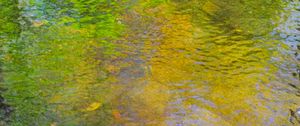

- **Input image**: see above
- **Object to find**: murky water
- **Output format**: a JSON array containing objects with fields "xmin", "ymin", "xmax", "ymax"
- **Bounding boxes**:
[{"xmin": 1, "ymin": 0, "xmax": 300, "ymax": 125}]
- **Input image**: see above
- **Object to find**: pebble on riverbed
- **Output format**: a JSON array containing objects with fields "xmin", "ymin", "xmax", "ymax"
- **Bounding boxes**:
[{"xmin": 290, "ymin": 108, "xmax": 300, "ymax": 124}]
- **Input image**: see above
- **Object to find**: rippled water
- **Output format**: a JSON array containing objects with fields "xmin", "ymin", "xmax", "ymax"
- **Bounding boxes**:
[
  {"xmin": 112, "ymin": 1, "xmax": 300, "ymax": 125},
  {"xmin": 1, "ymin": 0, "xmax": 300, "ymax": 125}
]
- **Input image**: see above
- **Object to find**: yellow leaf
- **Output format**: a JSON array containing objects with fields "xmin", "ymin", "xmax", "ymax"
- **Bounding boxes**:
[
  {"xmin": 85, "ymin": 102, "xmax": 102, "ymax": 111},
  {"xmin": 50, "ymin": 122, "xmax": 57, "ymax": 126},
  {"xmin": 32, "ymin": 21, "xmax": 44, "ymax": 27},
  {"xmin": 112, "ymin": 109, "xmax": 121, "ymax": 120},
  {"xmin": 202, "ymin": 1, "xmax": 219, "ymax": 15}
]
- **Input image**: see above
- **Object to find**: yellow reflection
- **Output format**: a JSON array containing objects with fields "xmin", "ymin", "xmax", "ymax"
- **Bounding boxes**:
[{"xmin": 114, "ymin": 1, "xmax": 300, "ymax": 125}]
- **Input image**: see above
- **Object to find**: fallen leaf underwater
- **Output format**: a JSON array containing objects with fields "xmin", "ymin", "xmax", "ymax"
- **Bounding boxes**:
[{"xmin": 1, "ymin": 0, "xmax": 300, "ymax": 125}]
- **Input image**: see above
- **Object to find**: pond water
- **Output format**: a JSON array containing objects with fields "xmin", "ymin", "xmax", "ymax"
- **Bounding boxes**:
[{"xmin": 1, "ymin": 0, "xmax": 300, "ymax": 126}]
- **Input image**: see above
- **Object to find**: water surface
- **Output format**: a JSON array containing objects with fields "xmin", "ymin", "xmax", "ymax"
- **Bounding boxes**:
[{"xmin": 0, "ymin": 0, "xmax": 300, "ymax": 125}]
